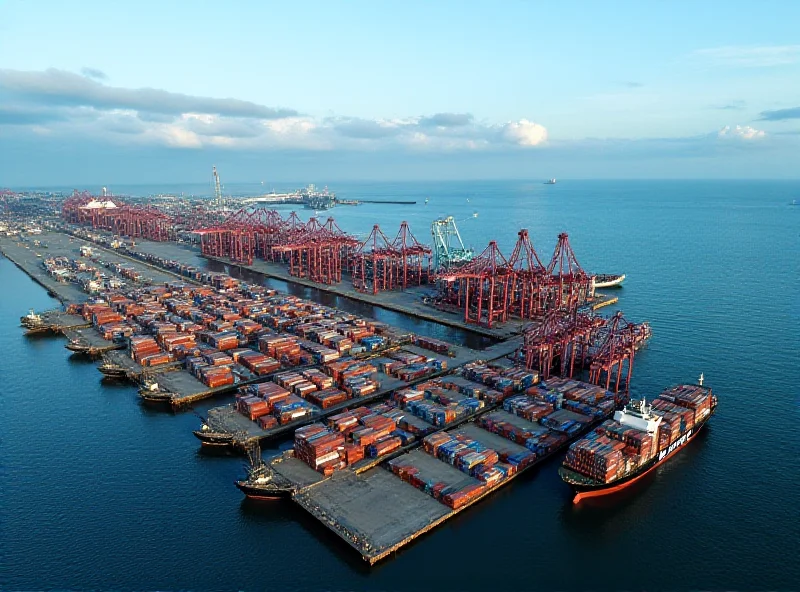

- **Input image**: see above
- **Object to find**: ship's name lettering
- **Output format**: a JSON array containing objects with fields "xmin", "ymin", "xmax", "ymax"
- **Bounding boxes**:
[{"xmin": 658, "ymin": 429, "xmax": 693, "ymax": 461}]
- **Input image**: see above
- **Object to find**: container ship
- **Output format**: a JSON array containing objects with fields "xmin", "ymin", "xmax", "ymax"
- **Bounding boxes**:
[{"xmin": 559, "ymin": 378, "xmax": 716, "ymax": 503}]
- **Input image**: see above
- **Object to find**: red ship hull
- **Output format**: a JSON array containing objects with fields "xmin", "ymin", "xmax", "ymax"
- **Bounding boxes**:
[{"xmin": 563, "ymin": 413, "xmax": 713, "ymax": 504}]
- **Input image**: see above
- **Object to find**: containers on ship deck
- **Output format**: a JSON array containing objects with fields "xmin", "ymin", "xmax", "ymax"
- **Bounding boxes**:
[{"xmin": 564, "ymin": 431, "xmax": 626, "ymax": 483}]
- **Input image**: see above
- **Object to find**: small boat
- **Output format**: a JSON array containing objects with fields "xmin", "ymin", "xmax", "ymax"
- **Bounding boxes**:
[
  {"xmin": 193, "ymin": 422, "xmax": 235, "ymax": 446},
  {"xmin": 593, "ymin": 274, "xmax": 625, "ymax": 289},
  {"xmin": 138, "ymin": 383, "xmax": 173, "ymax": 404},
  {"xmin": 544, "ymin": 178, "xmax": 557, "ymax": 185},
  {"xmin": 98, "ymin": 361, "xmax": 127, "ymax": 379}
]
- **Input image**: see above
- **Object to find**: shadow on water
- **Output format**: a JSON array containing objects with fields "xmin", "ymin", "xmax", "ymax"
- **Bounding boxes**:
[
  {"xmin": 271, "ymin": 500, "xmax": 377, "ymax": 574},
  {"xmin": 67, "ymin": 352, "xmax": 98, "ymax": 365},
  {"xmin": 23, "ymin": 331, "xmax": 60, "ymax": 342},
  {"xmin": 137, "ymin": 399, "xmax": 178, "ymax": 417},
  {"xmin": 99, "ymin": 377, "xmax": 137, "ymax": 391},
  {"xmin": 196, "ymin": 445, "xmax": 237, "ymax": 459}
]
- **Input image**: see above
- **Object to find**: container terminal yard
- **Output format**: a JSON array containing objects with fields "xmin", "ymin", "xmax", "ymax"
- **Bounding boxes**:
[{"xmin": 0, "ymin": 185, "xmax": 659, "ymax": 564}]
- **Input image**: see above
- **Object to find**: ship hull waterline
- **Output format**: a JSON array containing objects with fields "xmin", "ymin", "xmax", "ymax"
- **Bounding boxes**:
[
  {"xmin": 193, "ymin": 430, "xmax": 234, "ymax": 447},
  {"xmin": 235, "ymin": 481, "xmax": 292, "ymax": 500},
  {"xmin": 563, "ymin": 414, "xmax": 712, "ymax": 504}
]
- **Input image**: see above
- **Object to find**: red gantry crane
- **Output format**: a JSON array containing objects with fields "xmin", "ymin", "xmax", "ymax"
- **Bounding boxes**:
[
  {"xmin": 588, "ymin": 311, "xmax": 644, "ymax": 393},
  {"xmin": 437, "ymin": 240, "xmax": 512, "ymax": 328}
]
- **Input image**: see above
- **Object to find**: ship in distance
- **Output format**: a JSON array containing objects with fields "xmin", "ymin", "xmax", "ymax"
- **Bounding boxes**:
[
  {"xmin": 559, "ymin": 377, "xmax": 716, "ymax": 503},
  {"xmin": 545, "ymin": 178, "xmax": 557, "ymax": 184}
]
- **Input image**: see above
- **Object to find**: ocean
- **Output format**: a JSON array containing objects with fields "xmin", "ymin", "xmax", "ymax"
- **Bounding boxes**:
[{"xmin": 2, "ymin": 180, "xmax": 799, "ymax": 591}]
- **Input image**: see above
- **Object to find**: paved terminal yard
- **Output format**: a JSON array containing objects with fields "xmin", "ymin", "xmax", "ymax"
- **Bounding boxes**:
[
  {"xmin": 5, "ymin": 226, "xmax": 554, "ymax": 564},
  {"xmin": 270, "ymin": 455, "xmax": 327, "ymax": 489},
  {"xmin": 1, "ymin": 235, "xmax": 90, "ymax": 304},
  {"xmin": 294, "ymin": 467, "xmax": 451, "ymax": 562},
  {"xmin": 1, "ymin": 232, "xmax": 183, "ymax": 306},
  {"xmin": 62, "ymin": 327, "xmax": 125, "ymax": 354}
]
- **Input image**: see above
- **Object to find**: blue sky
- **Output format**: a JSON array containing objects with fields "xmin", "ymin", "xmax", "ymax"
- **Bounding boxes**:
[{"xmin": 1, "ymin": 0, "xmax": 799, "ymax": 185}]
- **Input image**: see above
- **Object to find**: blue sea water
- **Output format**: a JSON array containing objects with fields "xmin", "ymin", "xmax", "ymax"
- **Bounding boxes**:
[{"xmin": 2, "ymin": 180, "xmax": 799, "ymax": 591}]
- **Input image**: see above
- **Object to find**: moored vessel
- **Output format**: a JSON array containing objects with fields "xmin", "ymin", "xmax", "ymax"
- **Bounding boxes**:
[
  {"xmin": 193, "ymin": 422, "xmax": 235, "ymax": 447},
  {"xmin": 235, "ymin": 445, "xmax": 293, "ymax": 500},
  {"xmin": 592, "ymin": 273, "xmax": 625, "ymax": 289},
  {"xmin": 98, "ymin": 361, "xmax": 127, "ymax": 378},
  {"xmin": 138, "ymin": 384, "xmax": 174, "ymax": 404},
  {"xmin": 560, "ymin": 376, "xmax": 716, "ymax": 503}
]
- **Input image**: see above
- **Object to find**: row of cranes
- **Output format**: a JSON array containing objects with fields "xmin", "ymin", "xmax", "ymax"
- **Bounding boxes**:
[
  {"xmin": 62, "ymin": 196, "xmax": 650, "ymax": 393},
  {"xmin": 195, "ymin": 208, "xmax": 433, "ymax": 292},
  {"xmin": 521, "ymin": 309, "xmax": 651, "ymax": 394},
  {"xmin": 61, "ymin": 191, "xmax": 173, "ymax": 242},
  {"xmin": 193, "ymin": 206, "xmax": 650, "ymax": 393}
]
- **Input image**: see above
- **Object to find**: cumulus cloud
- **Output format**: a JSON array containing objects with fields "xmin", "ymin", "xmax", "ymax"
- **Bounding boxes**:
[
  {"xmin": 0, "ymin": 68, "xmax": 297, "ymax": 119},
  {"xmin": 718, "ymin": 125, "xmax": 766, "ymax": 140},
  {"xmin": 81, "ymin": 67, "xmax": 107, "ymax": 81},
  {"xmin": 0, "ymin": 68, "xmax": 548, "ymax": 153},
  {"xmin": 692, "ymin": 45, "xmax": 800, "ymax": 67},
  {"xmin": 759, "ymin": 107, "xmax": 800, "ymax": 121},
  {"xmin": 502, "ymin": 119, "xmax": 548, "ymax": 146}
]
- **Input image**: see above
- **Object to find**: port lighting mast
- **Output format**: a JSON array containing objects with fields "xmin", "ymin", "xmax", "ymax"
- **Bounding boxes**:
[{"xmin": 213, "ymin": 166, "xmax": 223, "ymax": 206}]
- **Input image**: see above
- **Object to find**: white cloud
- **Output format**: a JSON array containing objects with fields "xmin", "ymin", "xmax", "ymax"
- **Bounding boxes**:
[
  {"xmin": 718, "ymin": 125, "xmax": 766, "ymax": 140},
  {"xmin": 502, "ymin": 119, "xmax": 548, "ymax": 146},
  {"xmin": 0, "ymin": 68, "xmax": 549, "ymax": 152},
  {"xmin": 692, "ymin": 45, "xmax": 800, "ymax": 67}
]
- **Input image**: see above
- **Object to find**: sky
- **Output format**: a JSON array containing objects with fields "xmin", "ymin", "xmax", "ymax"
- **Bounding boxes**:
[{"xmin": 1, "ymin": 0, "xmax": 799, "ymax": 185}]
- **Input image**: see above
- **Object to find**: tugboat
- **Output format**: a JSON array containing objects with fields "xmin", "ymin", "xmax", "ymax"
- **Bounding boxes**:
[
  {"xmin": 98, "ymin": 356, "xmax": 127, "ymax": 379},
  {"xmin": 193, "ymin": 421, "xmax": 235, "ymax": 447},
  {"xmin": 138, "ymin": 381, "xmax": 173, "ymax": 404},
  {"xmin": 235, "ymin": 445, "xmax": 293, "ymax": 500}
]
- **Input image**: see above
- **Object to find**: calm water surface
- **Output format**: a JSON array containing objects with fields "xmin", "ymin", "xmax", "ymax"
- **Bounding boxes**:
[{"xmin": 3, "ymin": 180, "xmax": 799, "ymax": 591}]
